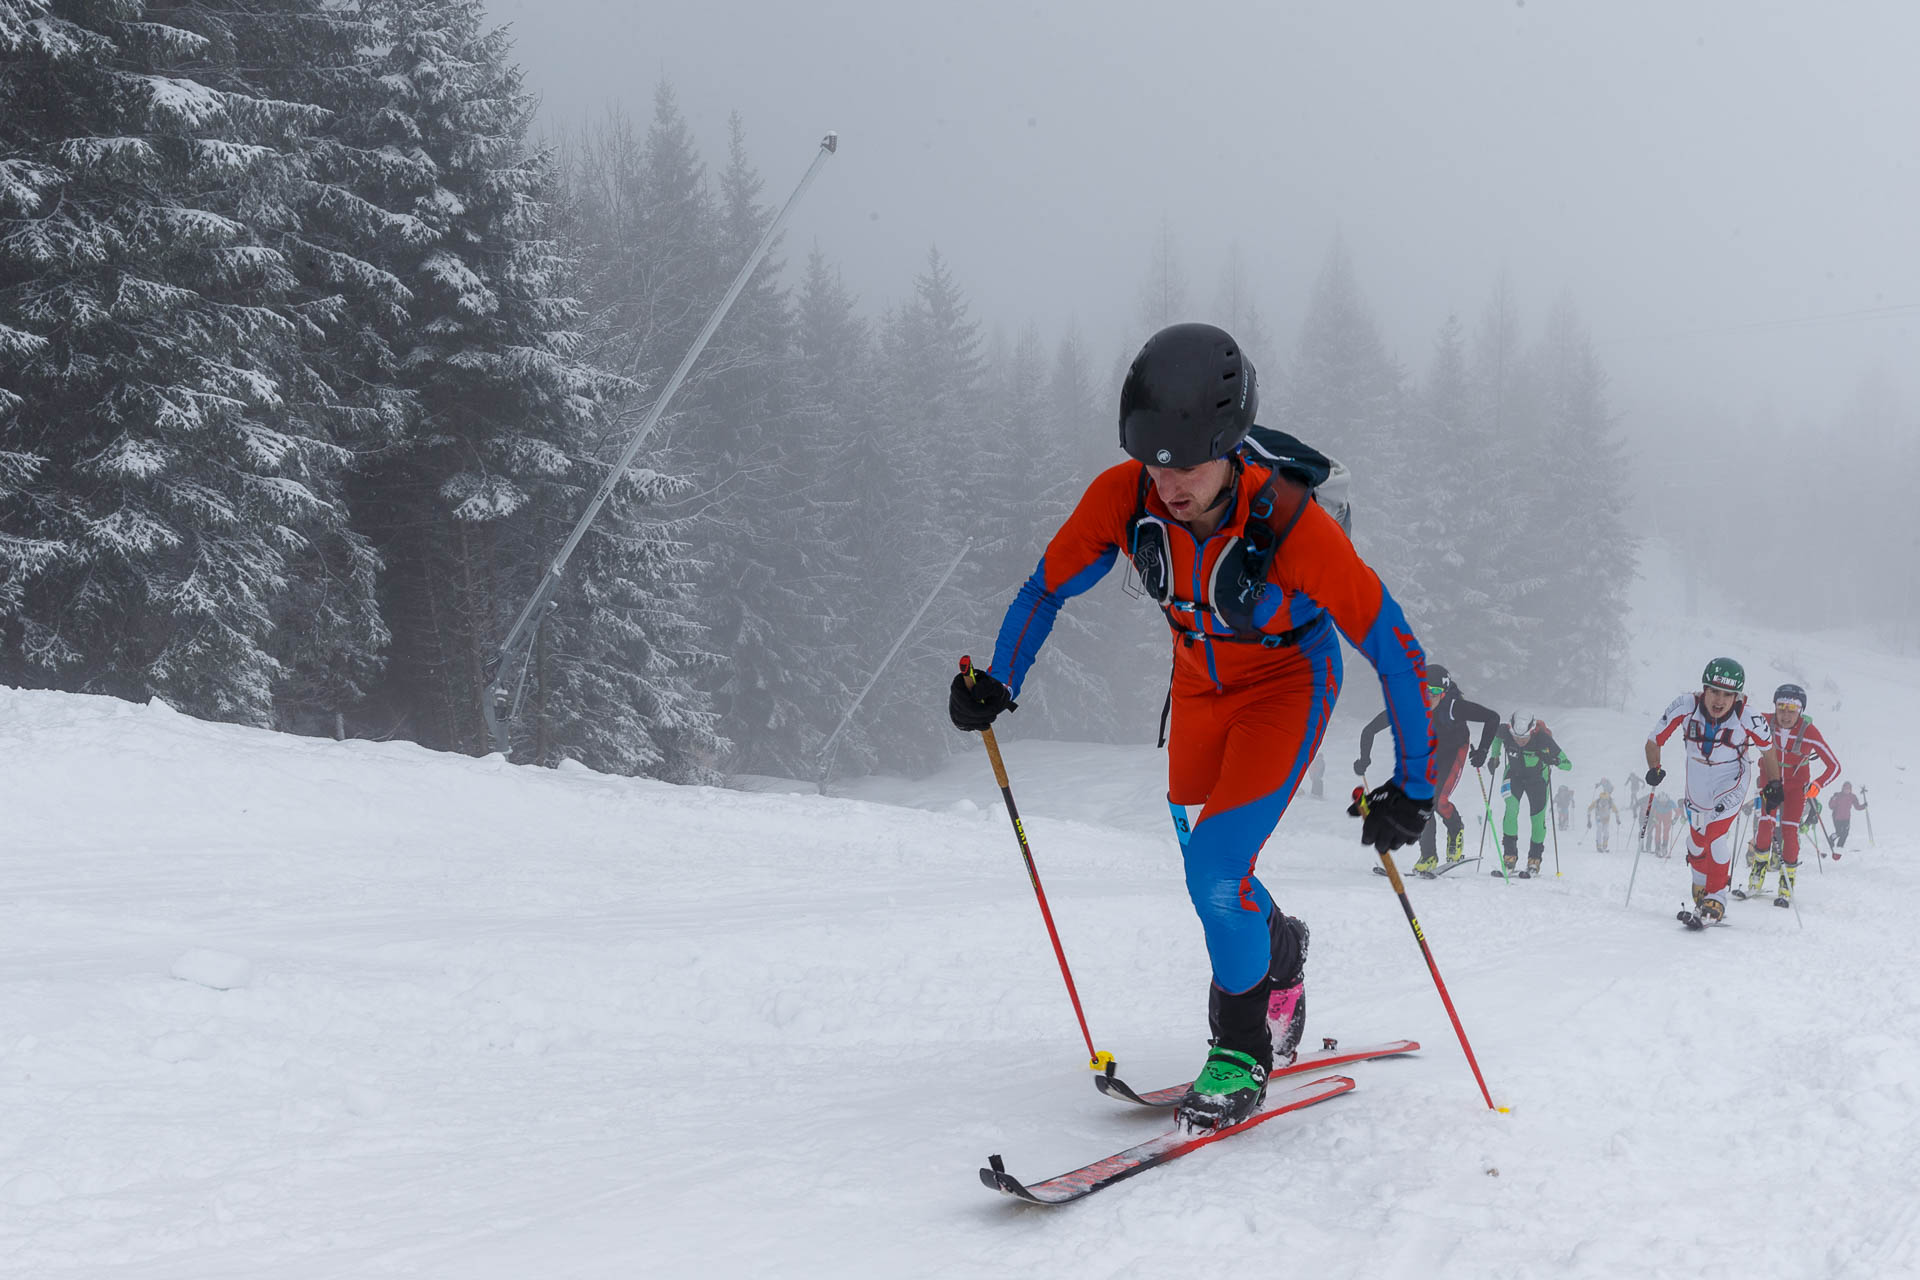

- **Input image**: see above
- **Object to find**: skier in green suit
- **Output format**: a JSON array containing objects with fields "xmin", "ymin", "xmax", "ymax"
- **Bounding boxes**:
[{"xmin": 1486, "ymin": 712, "xmax": 1572, "ymax": 877}]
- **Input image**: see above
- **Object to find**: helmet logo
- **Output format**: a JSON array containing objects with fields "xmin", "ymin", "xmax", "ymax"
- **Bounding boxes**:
[{"xmin": 1155, "ymin": 448, "xmax": 1172, "ymax": 464}]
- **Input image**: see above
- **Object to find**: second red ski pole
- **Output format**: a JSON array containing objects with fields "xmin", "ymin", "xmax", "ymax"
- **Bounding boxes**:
[{"xmin": 1354, "ymin": 787, "xmax": 1501, "ymax": 1112}]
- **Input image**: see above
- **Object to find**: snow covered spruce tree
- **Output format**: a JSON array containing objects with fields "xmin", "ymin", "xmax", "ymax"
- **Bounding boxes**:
[
  {"xmin": 790, "ymin": 247, "xmax": 885, "ymax": 777},
  {"xmin": 1523, "ymin": 294, "xmax": 1633, "ymax": 704},
  {"xmin": 350, "ymin": 1, "xmax": 715, "ymax": 776},
  {"xmin": 968, "ymin": 323, "xmax": 1126, "ymax": 744},
  {"xmin": 1281, "ymin": 239, "xmax": 1414, "ymax": 587},
  {"xmin": 0, "ymin": 0, "xmax": 384, "ymax": 723},
  {"xmin": 866, "ymin": 247, "xmax": 984, "ymax": 766},
  {"xmin": 1400, "ymin": 312, "xmax": 1523, "ymax": 692},
  {"xmin": 1461, "ymin": 277, "xmax": 1549, "ymax": 700}
]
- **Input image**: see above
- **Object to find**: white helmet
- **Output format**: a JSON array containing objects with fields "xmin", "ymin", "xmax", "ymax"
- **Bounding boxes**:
[{"xmin": 1507, "ymin": 712, "xmax": 1537, "ymax": 738}]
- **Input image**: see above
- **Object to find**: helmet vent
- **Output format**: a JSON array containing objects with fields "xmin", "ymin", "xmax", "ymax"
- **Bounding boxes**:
[{"xmin": 1217, "ymin": 368, "xmax": 1239, "ymax": 408}]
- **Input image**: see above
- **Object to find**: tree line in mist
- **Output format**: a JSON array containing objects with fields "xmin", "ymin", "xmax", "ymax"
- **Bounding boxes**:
[{"xmin": 0, "ymin": 0, "xmax": 1634, "ymax": 782}]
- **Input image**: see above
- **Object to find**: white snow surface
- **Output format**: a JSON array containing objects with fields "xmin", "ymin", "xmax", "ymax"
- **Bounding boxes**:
[{"xmin": 4, "ymin": 577, "xmax": 1919, "ymax": 1277}]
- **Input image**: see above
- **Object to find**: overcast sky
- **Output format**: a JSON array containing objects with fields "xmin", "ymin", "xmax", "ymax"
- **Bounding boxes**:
[{"xmin": 482, "ymin": 0, "xmax": 1919, "ymax": 433}]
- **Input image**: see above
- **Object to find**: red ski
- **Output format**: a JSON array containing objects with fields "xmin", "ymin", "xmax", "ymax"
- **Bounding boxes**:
[{"xmin": 981, "ymin": 1074, "xmax": 1354, "ymax": 1205}]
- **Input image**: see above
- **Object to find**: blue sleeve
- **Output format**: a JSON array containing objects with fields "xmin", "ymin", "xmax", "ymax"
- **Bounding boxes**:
[
  {"xmin": 1341, "ymin": 585, "xmax": 1435, "ymax": 801},
  {"xmin": 988, "ymin": 550, "xmax": 1118, "ymax": 697}
]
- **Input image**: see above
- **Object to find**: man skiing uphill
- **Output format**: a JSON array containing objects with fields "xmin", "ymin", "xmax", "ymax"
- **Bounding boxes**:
[
  {"xmin": 1587, "ymin": 781, "xmax": 1622, "ymax": 852},
  {"xmin": 1355, "ymin": 663, "xmax": 1498, "ymax": 873},
  {"xmin": 1486, "ymin": 713, "xmax": 1571, "ymax": 877},
  {"xmin": 1652, "ymin": 790, "xmax": 1680, "ymax": 855},
  {"xmin": 1645, "ymin": 658, "xmax": 1781, "ymax": 929},
  {"xmin": 950, "ymin": 323, "xmax": 1435, "ymax": 1133},
  {"xmin": 1737, "ymin": 683, "xmax": 1840, "ymax": 907},
  {"xmin": 1830, "ymin": 782, "xmax": 1867, "ymax": 850},
  {"xmin": 1555, "ymin": 783, "xmax": 1575, "ymax": 832}
]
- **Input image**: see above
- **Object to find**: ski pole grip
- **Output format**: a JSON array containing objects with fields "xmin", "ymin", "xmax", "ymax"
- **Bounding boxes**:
[{"xmin": 959, "ymin": 655, "xmax": 977, "ymax": 689}]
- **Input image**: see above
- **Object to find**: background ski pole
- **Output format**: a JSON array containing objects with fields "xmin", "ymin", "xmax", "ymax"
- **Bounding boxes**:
[
  {"xmin": 1626, "ymin": 788, "xmax": 1657, "ymax": 907},
  {"xmin": 1863, "ymin": 787, "xmax": 1876, "ymax": 846},
  {"xmin": 1476, "ymin": 766, "xmax": 1512, "ymax": 884},
  {"xmin": 959, "ymin": 658, "xmax": 1112, "ymax": 1074},
  {"xmin": 1354, "ymin": 788, "xmax": 1501, "ymax": 1112},
  {"xmin": 1473, "ymin": 766, "xmax": 1494, "ymax": 862},
  {"xmin": 1548, "ymin": 774, "xmax": 1562, "ymax": 878}
]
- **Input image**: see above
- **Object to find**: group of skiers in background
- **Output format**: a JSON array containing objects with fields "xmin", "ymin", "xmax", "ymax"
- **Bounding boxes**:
[
  {"xmin": 1350, "ymin": 668, "xmax": 1570, "ymax": 880},
  {"xmin": 1328, "ymin": 657, "xmax": 1866, "ymax": 918}
]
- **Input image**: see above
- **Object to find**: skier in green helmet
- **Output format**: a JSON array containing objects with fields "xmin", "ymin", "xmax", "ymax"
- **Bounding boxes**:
[{"xmin": 1645, "ymin": 658, "xmax": 1781, "ymax": 929}]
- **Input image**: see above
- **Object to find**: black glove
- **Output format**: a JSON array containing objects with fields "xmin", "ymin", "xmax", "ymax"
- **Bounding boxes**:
[
  {"xmin": 1352, "ymin": 757, "xmax": 1370, "ymax": 776},
  {"xmin": 1761, "ymin": 778, "xmax": 1784, "ymax": 812},
  {"xmin": 1468, "ymin": 748, "xmax": 1488, "ymax": 769},
  {"xmin": 1644, "ymin": 767, "xmax": 1665, "ymax": 787},
  {"xmin": 948, "ymin": 668, "xmax": 1015, "ymax": 732},
  {"xmin": 1348, "ymin": 781, "xmax": 1432, "ymax": 853}
]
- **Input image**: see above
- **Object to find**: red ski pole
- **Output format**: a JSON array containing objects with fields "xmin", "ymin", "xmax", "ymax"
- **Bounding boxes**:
[
  {"xmin": 960, "ymin": 658, "xmax": 1112, "ymax": 1073},
  {"xmin": 1354, "ymin": 787, "xmax": 1502, "ymax": 1112}
]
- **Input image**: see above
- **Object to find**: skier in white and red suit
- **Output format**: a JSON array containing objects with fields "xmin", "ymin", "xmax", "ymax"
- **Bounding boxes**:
[
  {"xmin": 1743, "ymin": 683, "xmax": 1840, "ymax": 904},
  {"xmin": 1644, "ymin": 657, "xmax": 1782, "ymax": 927}
]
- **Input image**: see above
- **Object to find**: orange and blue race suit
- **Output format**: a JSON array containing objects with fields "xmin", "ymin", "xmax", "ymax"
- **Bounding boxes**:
[{"xmin": 986, "ymin": 457, "xmax": 1435, "ymax": 995}]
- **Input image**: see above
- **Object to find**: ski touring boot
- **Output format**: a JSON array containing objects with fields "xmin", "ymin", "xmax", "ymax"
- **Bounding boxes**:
[
  {"xmin": 1444, "ymin": 828, "xmax": 1466, "ymax": 868},
  {"xmin": 1520, "ymin": 843, "xmax": 1545, "ymax": 879},
  {"xmin": 1677, "ymin": 884, "xmax": 1721, "ymax": 931},
  {"xmin": 1412, "ymin": 849, "xmax": 1440, "ymax": 877},
  {"xmin": 1774, "ymin": 863, "xmax": 1796, "ymax": 909},
  {"xmin": 1175, "ymin": 1047, "xmax": 1268, "ymax": 1132},
  {"xmin": 1266, "ymin": 914, "xmax": 1309, "ymax": 1064},
  {"xmin": 1179, "ymin": 980, "xmax": 1273, "ymax": 1131},
  {"xmin": 1734, "ymin": 845, "xmax": 1770, "ymax": 900},
  {"xmin": 1492, "ymin": 835, "xmax": 1519, "ymax": 877}
]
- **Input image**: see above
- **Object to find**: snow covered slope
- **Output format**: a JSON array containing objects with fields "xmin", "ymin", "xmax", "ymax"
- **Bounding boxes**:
[{"xmin": 3, "ymin": 589, "xmax": 1918, "ymax": 1277}]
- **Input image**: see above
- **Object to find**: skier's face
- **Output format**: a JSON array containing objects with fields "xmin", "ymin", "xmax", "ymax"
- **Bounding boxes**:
[
  {"xmin": 1145, "ymin": 458, "xmax": 1233, "ymax": 525},
  {"xmin": 1701, "ymin": 687, "xmax": 1737, "ymax": 718},
  {"xmin": 1423, "ymin": 681, "xmax": 1445, "ymax": 709},
  {"xmin": 1775, "ymin": 701, "xmax": 1802, "ymax": 728}
]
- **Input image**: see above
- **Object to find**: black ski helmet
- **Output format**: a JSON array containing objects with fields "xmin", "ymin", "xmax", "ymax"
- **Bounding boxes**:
[
  {"xmin": 1773, "ymin": 683, "xmax": 1808, "ymax": 708},
  {"xmin": 1424, "ymin": 663, "xmax": 1452, "ymax": 691},
  {"xmin": 1118, "ymin": 323, "xmax": 1257, "ymax": 467}
]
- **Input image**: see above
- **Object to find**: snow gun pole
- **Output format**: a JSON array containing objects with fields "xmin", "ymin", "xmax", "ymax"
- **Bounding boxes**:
[
  {"xmin": 1353, "ymin": 787, "xmax": 1501, "ymax": 1112},
  {"xmin": 480, "ymin": 131, "xmax": 841, "ymax": 755},
  {"xmin": 816, "ymin": 538, "xmax": 971, "ymax": 777},
  {"xmin": 1626, "ymin": 788, "xmax": 1657, "ymax": 907},
  {"xmin": 960, "ymin": 657, "xmax": 1112, "ymax": 1075}
]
